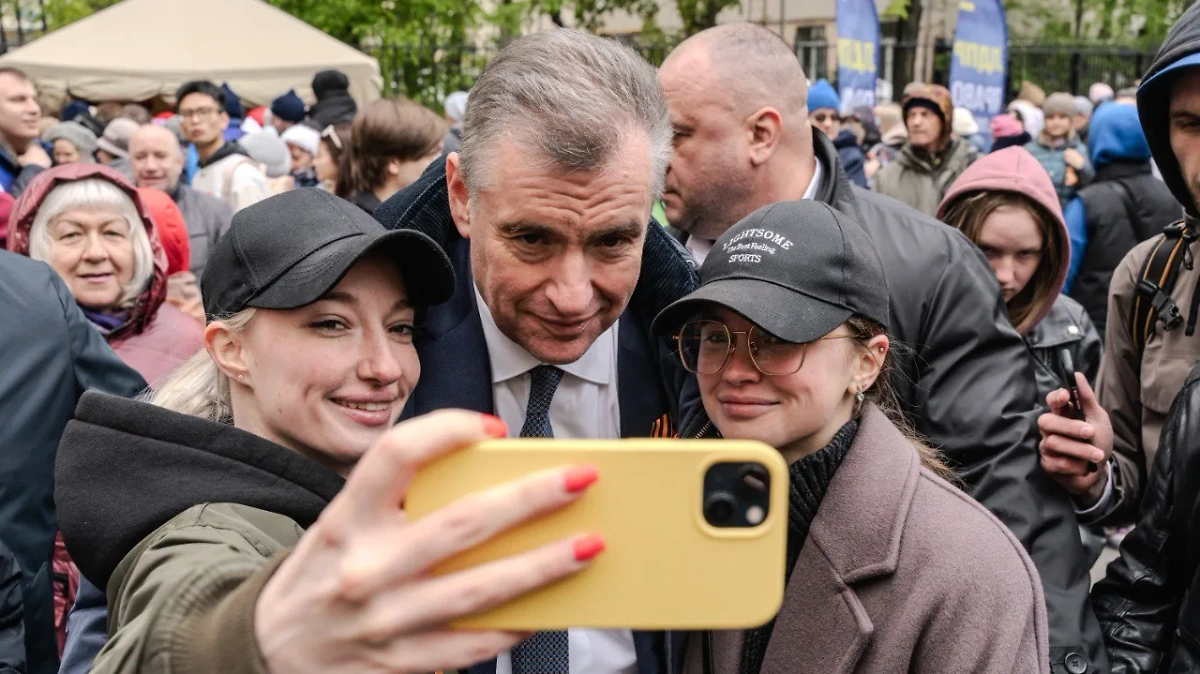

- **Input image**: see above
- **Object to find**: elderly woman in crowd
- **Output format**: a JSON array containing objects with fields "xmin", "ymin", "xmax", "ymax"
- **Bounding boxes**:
[
  {"xmin": 44, "ymin": 121, "xmax": 98, "ymax": 166},
  {"xmin": 6, "ymin": 164, "xmax": 203, "ymax": 387}
]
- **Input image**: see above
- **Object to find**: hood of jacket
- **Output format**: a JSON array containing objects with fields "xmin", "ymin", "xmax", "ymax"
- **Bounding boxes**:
[
  {"xmin": 198, "ymin": 140, "xmax": 249, "ymax": 169},
  {"xmin": 57, "ymin": 392, "xmax": 345, "ymax": 588},
  {"xmin": 832, "ymin": 128, "xmax": 859, "ymax": 150},
  {"xmin": 1088, "ymin": 103, "xmax": 1152, "ymax": 169},
  {"xmin": 1138, "ymin": 0, "xmax": 1200, "ymax": 217},
  {"xmin": 936, "ymin": 147, "xmax": 1069, "ymax": 333},
  {"xmin": 6, "ymin": 163, "xmax": 168, "ymax": 338}
]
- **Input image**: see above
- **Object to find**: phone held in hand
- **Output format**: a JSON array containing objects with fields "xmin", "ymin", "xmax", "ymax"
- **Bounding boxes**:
[
  {"xmin": 405, "ymin": 438, "xmax": 789, "ymax": 631},
  {"xmin": 1058, "ymin": 349, "xmax": 1098, "ymax": 474}
]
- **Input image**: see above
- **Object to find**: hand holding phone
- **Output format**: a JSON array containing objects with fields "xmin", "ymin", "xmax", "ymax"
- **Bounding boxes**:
[
  {"xmin": 1057, "ymin": 350, "xmax": 1096, "ymax": 474},
  {"xmin": 1037, "ymin": 364, "xmax": 1114, "ymax": 505},
  {"xmin": 405, "ymin": 438, "xmax": 789, "ymax": 631}
]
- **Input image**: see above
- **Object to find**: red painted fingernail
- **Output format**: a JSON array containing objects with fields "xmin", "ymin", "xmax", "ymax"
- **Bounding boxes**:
[
  {"xmin": 573, "ymin": 534, "xmax": 606, "ymax": 562},
  {"xmin": 564, "ymin": 465, "xmax": 598, "ymax": 493},
  {"xmin": 481, "ymin": 414, "xmax": 508, "ymax": 438}
]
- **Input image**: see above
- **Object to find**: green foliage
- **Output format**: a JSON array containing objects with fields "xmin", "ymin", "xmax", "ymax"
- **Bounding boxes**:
[
  {"xmin": 881, "ymin": 0, "xmax": 912, "ymax": 20},
  {"xmin": 675, "ymin": 0, "xmax": 740, "ymax": 35},
  {"xmin": 41, "ymin": 0, "xmax": 118, "ymax": 30},
  {"xmin": 1006, "ymin": 0, "xmax": 1192, "ymax": 45}
]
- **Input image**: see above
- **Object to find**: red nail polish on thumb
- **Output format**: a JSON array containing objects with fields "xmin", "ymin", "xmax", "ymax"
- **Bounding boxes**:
[{"xmin": 573, "ymin": 534, "xmax": 606, "ymax": 562}]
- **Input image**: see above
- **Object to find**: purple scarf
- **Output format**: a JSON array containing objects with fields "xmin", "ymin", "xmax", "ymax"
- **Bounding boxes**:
[{"xmin": 81, "ymin": 307, "xmax": 132, "ymax": 336}]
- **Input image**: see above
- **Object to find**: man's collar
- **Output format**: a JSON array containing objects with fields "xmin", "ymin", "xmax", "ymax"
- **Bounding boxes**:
[{"xmin": 474, "ymin": 286, "xmax": 613, "ymax": 386}]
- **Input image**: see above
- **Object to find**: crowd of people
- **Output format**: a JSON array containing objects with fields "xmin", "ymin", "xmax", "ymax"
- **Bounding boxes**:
[{"xmin": 0, "ymin": 5, "xmax": 1197, "ymax": 674}]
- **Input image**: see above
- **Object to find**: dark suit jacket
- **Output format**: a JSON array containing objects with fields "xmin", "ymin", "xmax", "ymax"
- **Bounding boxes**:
[{"xmin": 377, "ymin": 156, "xmax": 700, "ymax": 674}]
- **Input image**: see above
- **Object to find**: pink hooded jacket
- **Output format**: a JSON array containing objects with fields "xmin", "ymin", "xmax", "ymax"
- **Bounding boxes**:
[{"xmin": 936, "ymin": 146, "xmax": 1070, "ymax": 333}]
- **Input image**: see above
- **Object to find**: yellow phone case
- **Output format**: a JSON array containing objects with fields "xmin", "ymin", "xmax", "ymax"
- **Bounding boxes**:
[{"xmin": 405, "ymin": 438, "xmax": 789, "ymax": 631}]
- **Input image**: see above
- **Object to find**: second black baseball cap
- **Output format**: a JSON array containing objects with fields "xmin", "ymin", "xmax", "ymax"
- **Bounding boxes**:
[
  {"xmin": 651, "ymin": 200, "xmax": 889, "ymax": 342},
  {"xmin": 201, "ymin": 188, "xmax": 455, "ymax": 317}
]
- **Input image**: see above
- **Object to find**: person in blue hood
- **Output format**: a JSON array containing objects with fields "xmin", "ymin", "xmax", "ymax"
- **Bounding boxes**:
[
  {"xmin": 1062, "ymin": 102, "xmax": 1179, "ymax": 333},
  {"xmin": 807, "ymin": 79, "xmax": 868, "ymax": 188}
]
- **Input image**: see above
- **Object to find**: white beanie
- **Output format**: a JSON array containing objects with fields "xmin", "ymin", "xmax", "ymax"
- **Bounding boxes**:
[
  {"xmin": 281, "ymin": 124, "xmax": 320, "ymax": 157},
  {"xmin": 444, "ymin": 91, "xmax": 469, "ymax": 125},
  {"xmin": 952, "ymin": 107, "xmax": 979, "ymax": 136}
]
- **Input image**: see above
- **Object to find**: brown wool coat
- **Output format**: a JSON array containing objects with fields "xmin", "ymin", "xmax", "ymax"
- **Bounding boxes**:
[{"xmin": 683, "ymin": 406, "xmax": 1050, "ymax": 674}]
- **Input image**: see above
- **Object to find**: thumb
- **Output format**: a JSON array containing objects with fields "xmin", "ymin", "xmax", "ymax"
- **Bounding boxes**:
[{"xmin": 1076, "ymin": 372, "xmax": 1101, "ymax": 417}]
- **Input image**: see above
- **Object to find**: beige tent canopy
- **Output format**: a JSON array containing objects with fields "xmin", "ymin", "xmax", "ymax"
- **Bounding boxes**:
[{"xmin": 0, "ymin": 0, "xmax": 382, "ymax": 108}]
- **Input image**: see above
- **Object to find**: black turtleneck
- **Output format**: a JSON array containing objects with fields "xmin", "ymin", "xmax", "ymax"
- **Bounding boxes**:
[{"xmin": 739, "ymin": 418, "xmax": 860, "ymax": 674}]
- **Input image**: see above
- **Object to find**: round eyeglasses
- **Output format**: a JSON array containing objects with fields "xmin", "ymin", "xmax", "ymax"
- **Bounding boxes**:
[{"xmin": 674, "ymin": 320, "xmax": 855, "ymax": 376}]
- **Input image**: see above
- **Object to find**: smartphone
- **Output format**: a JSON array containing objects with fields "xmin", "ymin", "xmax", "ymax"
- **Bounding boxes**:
[
  {"xmin": 1058, "ymin": 349, "xmax": 1097, "ymax": 473},
  {"xmin": 405, "ymin": 438, "xmax": 789, "ymax": 631}
]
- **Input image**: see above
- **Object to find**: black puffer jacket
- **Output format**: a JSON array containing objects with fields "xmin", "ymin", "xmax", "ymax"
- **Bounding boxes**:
[
  {"xmin": 675, "ymin": 131, "xmax": 1107, "ymax": 674},
  {"xmin": 1094, "ymin": 362, "xmax": 1200, "ymax": 673}
]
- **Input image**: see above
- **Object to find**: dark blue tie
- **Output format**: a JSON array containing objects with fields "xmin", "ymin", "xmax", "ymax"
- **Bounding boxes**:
[{"xmin": 511, "ymin": 365, "xmax": 568, "ymax": 673}]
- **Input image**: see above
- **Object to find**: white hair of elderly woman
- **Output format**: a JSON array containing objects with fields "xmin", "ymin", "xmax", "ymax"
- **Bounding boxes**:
[{"xmin": 28, "ymin": 178, "xmax": 155, "ymax": 309}]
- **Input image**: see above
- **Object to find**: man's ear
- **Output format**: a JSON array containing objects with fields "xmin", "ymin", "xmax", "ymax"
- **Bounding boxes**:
[
  {"xmin": 445, "ymin": 152, "xmax": 472, "ymax": 240},
  {"xmin": 746, "ymin": 106, "xmax": 784, "ymax": 167},
  {"xmin": 205, "ymin": 321, "xmax": 250, "ymax": 384}
]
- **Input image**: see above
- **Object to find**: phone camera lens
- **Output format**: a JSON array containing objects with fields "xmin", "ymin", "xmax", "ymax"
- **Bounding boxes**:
[
  {"xmin": 738, "ymin": 464, "xmax": 770, "ymax": 494},
  {"xmin": 704, "ymin": 492, "xmax": 737, "ymax": 525}
]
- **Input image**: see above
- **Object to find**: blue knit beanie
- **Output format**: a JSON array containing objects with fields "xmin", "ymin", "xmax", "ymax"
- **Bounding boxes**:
[
  {"xmin": 807, "ymin": 79, "xmax": 841, "ymax": 114},
  {"xmin": 221, "ymin": 83, "xmax": 244, "ymax": 120},
  {"xmin": 270, "ymin": 90, "xmax": 307, "ymax": 123}
]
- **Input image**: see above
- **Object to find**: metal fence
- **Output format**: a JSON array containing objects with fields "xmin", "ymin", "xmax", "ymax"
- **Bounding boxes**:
[{"xmin": 375, "ymin": 38, "xmax": 1160, "ymax": 110}]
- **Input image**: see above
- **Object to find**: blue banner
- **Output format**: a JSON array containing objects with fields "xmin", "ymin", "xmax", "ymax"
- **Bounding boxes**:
[
  {"xmin": 835, "ymin": 0, "xmax": 879, "ymax": 113},
  {"xmin": 949, "ymin": 0, "xmax": 1008, "ymax": 133}
]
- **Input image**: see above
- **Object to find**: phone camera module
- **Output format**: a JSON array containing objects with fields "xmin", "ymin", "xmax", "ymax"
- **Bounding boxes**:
[{"xmin": 704, "ymin": 492, "xmax": 737, "ymax": 525}]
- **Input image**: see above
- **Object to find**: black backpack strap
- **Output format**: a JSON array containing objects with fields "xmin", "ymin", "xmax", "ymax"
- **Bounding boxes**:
[{"xmin": 1131, "ymin": 220, "xmax": 1192, "ymax": 354}]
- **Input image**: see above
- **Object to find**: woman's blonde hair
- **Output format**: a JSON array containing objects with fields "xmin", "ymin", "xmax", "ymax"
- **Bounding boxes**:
[
  {"xmin": 140, "ymin": 309, "xmax": 258, "ymax": 421},
  {"xmin": 939, "ymin": 190, "xmax": 1062, "ymax": 334},
  {"xmin": 846, "ymin": 317, "xmax": 954, "ymax": 480},
  {"xmin": 28, "ymin": 178, "xmax": 154, "ymax": 309}
]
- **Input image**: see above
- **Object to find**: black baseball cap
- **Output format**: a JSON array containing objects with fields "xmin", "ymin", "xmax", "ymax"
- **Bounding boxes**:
[
  {"xmin": 201, "ymin": 188, "xmax": 455, "ymax": 318},
  {"xmin": 651, "ymin": 200, "xmax": 889, "ymax": 342}
]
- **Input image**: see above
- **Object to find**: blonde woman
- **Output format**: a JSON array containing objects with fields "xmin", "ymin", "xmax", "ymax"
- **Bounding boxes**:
[{"xmin": 56, "ymin": 189, "xmax": 606, "ymax": 674}]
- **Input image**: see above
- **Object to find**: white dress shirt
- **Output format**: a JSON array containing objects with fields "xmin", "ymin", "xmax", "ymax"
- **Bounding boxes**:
[
  {"xmin": 685, "ymin": 158, "xmax": 823, "ymax": 264},
  {"xmin": 475, "ymin": 289, "xmax": 637, "ymax": 674}
]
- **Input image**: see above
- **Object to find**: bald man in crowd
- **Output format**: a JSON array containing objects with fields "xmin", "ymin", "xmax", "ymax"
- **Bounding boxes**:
[
  {"xmin": 128, "ymin": 124, "xmax": 232, "ymax": 276},
  {"xmin": 658, "ymin": 24, "xmax": 1106, "ymax": 674}
]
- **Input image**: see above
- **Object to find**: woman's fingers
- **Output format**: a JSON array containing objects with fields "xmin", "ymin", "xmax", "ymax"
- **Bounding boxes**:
[
  {"xmin": 356, "ymin": 534, "xmax": 601, "ymax": 641},
  {"xmin": 375, "ymin": 630, "xmax": 529, "ymax": 674},
  {"xmin": 337, "ymin": 464, "xmax": 597, "ymax": 602},
  {"xmin": 324, "ymin": 410, "xmax": 506, "ymax": 530}
]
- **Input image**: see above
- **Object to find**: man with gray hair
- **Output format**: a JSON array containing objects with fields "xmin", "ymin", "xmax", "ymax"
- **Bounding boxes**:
[
  {"xmin": 374, "ymin": 29, "xmax": 698, "ymax": 674},
  {"xmin": 128, "ymin": 124, "xmax": 233, "ymax": 277},
  {"xmin": 659, "ymin": 23, "xmax": 1106, "ymax": 674}
]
